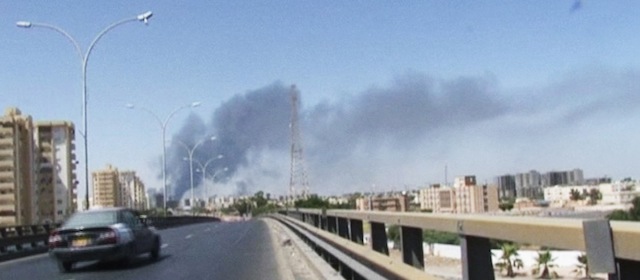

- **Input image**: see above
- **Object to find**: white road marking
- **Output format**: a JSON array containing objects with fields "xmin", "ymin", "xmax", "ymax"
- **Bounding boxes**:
[
  {"xmin": 185, "ymin": 234, "xmax": 193, "ymax": 239},
  {"xmin": 161, "ymin": 243, "xmax": 169, "ymax": 249}
]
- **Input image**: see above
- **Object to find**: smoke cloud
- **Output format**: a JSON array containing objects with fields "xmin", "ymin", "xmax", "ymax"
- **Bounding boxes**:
[{"xmin": 164, "ymin": 66, "xmax": 640, "ymax": 198}]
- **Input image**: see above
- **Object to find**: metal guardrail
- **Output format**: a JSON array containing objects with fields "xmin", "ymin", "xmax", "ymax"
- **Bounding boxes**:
[
  {"xmin": 282, "ymin": 209, "xmax": 640, "ymax": 280},
  {"xmin": 0, "ymin": 224, "xmax": 58, "ymax": 262},
  {"xmin": 0, "ymin": 216, "xmax": 220, "ymax": 263},
  {"xmin": 273, "ymin": 214, "xmax": 435, "ymax": 280}
]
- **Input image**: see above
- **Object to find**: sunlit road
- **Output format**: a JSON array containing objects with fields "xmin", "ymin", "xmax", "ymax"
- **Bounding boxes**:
[{"xmin": 0, "ymin": 220, "xmax": 284, "ymax": 280}]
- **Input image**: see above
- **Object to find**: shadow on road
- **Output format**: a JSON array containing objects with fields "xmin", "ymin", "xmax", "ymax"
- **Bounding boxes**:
[{"xmin": 70, "ymin": 254, "xmax": 171, "ymax": 272}]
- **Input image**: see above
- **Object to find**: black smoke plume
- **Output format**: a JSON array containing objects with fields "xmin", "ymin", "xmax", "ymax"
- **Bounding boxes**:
[{"xmin": 164, "ymin": 67, "xmax": 640, "ymax": 198}]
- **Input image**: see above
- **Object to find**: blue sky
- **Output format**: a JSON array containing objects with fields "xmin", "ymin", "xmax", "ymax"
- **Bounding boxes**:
[{"xmin": 2, "ymin": 1, "xmax": 640, "ymax": 199}]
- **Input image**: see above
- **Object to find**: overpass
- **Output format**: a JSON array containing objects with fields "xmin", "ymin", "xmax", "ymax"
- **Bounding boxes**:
[{"xmin": 1, "ymin": 211, "xmax": 639, "ymax": 279}]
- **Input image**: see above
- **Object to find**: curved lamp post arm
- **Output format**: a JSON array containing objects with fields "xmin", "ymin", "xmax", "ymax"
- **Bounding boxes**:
[
  {"xmin": 84, "ymin": 14, "xmax": 148, "ymax": 71},
  {"xmin": 16, "ymin": 22, "xmax": 84, "ymax": 65}
]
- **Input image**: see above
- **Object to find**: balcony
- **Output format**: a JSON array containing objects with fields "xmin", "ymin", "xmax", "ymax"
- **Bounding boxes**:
[
  {"xmin": 0, "ymin": 193, "xmax": 15, "ymax": 203},
  {"xmin": 0, "ymin": 149, "xmax": 13, "ymax": 157},
  {"xmin": 0, "ymin": 170, "xmax": 14, "ymax": 180},
  {"xmin": 0, "ymin": 204, "xmax": 15, "ymax": 212},
  {"xmin": 0, "ymin": 138, "xmax": 14, "ymax": 146},
  {"xmin": 0, "ymin": 182, "xmax": 14, "ymax": 191},
  {"xmin": 0, "ymin": 161, "xmax": 14, "ymax": 169}
]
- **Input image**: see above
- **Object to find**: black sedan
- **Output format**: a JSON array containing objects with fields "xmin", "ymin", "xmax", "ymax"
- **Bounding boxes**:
[{"xmin": 48, "ymin": 207, "xmax": 161, "ymax": 272}]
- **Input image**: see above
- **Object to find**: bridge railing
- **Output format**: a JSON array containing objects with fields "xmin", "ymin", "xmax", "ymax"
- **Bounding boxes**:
[
  {"xmin": 0, "ymin": 224, "xmax": 58, "ymax": 262},
  {"xmin": 0, "ymin": 215, "xmax": 219, "ymax": 263},
  {"xmin": 281, "ymin": 208, "xmax": 640, "ymax": 280}
]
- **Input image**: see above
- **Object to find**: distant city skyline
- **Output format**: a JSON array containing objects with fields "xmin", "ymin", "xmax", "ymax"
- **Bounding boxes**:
[{"xmin": 2, "ymin": 1, "xmax": 640, "ymax": 199}]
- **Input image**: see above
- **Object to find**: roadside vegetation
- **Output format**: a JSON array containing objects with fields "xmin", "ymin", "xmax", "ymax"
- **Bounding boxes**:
[{"xmin": 608, "ymin": 196, "xmax": 640, "ymax": 221}]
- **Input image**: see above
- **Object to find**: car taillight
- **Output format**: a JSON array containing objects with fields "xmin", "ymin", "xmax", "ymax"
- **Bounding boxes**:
[
  {"xmin": 98, "ymin": 230, "xmax": 118, "ymax": 244},
  {"xmin": 48, "ymin": 232, "xmax": 62, "ymax": 248}
]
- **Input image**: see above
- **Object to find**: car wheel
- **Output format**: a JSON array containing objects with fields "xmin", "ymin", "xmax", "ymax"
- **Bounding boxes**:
[
  {"xmin": 57, "ymin": 261, "xmax": 73, "ymax": 273},
  {"xmin": 150, "ymin": 238, "xmax": 160, "ymax": 261}
]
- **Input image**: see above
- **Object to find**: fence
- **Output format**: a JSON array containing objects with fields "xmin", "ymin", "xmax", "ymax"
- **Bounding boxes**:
[{"xmin": 281, "ymin": 209, "xmax": 640, "ymax": 280}]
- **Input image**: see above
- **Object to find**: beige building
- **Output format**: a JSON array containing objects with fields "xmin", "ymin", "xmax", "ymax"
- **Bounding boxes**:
[
  {"xmin": 92, "ymin": 165, "xmax": 121, "ymax": 207},
  {"xmin": 419, "ymin": 176, "xmax": 499, "ymax": 214},
  {"xmin": 356, "ymin": 195, "xmax": 409, "ymax": 212},
  {"xmin": 119, "ymin": 171, "xmax": 147, "ymax": 210},
  {"xmin": 419, "ymin": 184, "xmax": 456, "ymax": 213},
  {"xmin": 0, "ymin": 108, "xmax": 36, "ymax": 225},
  {"xmin": 33, "ymin": 121, "xmax": 77, "ymax": 223}
]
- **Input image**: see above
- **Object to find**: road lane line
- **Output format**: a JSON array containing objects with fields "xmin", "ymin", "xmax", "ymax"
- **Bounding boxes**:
[
  {"xmin": 161, "ymin": 243, "xmax": 169, "ymax": 249},
  {"xmin": 185, "ymin": 234, "xmax": 193, "ymax": 239}
]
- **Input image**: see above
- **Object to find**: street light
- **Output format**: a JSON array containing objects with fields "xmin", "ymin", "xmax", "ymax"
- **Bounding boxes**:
[
  {"xmin": 125, "ymin": 102, "xmax": 201, "ymax": 215},
  {"xmin": 17, "ymin": 11, "xmax": 153, "ymax": 210},
  {"xmin": 174, "ymin": 137, "xmax": 217, "ymax": 208},
  {"xmin": 193, "ymin": 155, "xmax": 226, "ymax": 199}
]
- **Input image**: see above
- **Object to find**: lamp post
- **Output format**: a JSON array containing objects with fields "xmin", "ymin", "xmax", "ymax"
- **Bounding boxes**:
[
  {"xmin": 193, "ymin": 156, "xmax": 226, "ymax": 199},
  {"xmin": 17, "ymin": 11, "xmax": 153, "ymax": 210},
  {"xmin": 174, "ymin": 137, "xmax": 217, "ymax": 209},
  {"xmin": 125, "ymin": 102, "xmax": 201, "ymax": 215}
]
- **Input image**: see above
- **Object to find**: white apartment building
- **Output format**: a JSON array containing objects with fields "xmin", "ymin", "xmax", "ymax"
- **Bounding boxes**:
[
  {"xmin": 544, "ymin": 181, "xmax": 640, "ymax": 206},
  {"xmin": 34, "ymin": 121, "xmax": 77, "ymax": 224}
]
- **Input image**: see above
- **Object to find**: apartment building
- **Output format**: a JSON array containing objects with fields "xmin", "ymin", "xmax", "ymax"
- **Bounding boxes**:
[
  {"xmin": 92, "ymin": 165, "xmax": 121, "ymax": 207},
  {"xmin": 419, "ymin": 176, "xmax": 499, "ymax": 214},
  {"xmin": 515, "ymin": 170, "xmax": 543, "ymax": 199},
  {"xmin": 33, "ymin": 121, "xmax": 77, "ymax": 224},
  {"xmin": 356, "ymin": 195, "xmax": 409, "ymax": 212},
  {"xmin": 0, "ymin": 108, "xmax": 35, "ymax": 225},
  {"xmin": 495, "ymin": 175, "xmax": 516, "ymax": 200},
  {"xmin": 419, "ymin": 184, "xmax": 455, "ymax": 213},
  {"xmin": 544, "ymin": 181, "xmax": 640, "ymax": 206},
  {"xmin": 119, "ymin": 170, "xmax": 147, "ymax": 210}
]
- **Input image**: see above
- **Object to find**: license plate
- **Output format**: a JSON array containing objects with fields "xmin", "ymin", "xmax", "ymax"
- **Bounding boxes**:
[{"xmin": 72, "ymin": 237, "xmax": 90, "ymax": 247}]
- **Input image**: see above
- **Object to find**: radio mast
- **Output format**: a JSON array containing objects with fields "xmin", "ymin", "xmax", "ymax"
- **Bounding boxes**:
[{"xmin": 288, "ymin": 85, "xmax": 310, "ymax": 203}]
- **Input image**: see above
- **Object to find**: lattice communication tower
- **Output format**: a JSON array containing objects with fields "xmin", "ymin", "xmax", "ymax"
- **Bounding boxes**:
[{"xmin": 289, "ymin": 85, "xmax": 310, "ymax": 202}]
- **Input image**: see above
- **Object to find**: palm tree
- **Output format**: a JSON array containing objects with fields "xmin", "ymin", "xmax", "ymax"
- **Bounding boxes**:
[
  {"xmin": 532, "ymin": 250, "xmax": 558, "ymax": 279},
  {"xmin": 573, "ymin": 253, "xmax": 593, "ymax": 279},
  {"xmin": 495, "ymin": 243, "xmax": 523, "ymax": 277}
]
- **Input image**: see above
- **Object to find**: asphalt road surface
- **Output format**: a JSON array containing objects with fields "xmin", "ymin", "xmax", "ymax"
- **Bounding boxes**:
[{"xmin": 0, "ymin": 219, "xmax": 286, "ymax": 280}]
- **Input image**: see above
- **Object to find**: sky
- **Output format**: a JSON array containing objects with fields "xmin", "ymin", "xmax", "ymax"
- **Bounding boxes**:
[{"xmin": 2, "ymin": 1, "xmax": 640, "ymax": 202}]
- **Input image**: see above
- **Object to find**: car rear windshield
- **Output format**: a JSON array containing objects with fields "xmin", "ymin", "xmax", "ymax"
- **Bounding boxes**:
[{"xmin": 63, "ymin": 211, "xmax": 118, "ymax": 228}]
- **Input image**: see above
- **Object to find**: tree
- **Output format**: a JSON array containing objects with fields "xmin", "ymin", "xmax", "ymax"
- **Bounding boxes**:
[
  {"xmin": 532, "ymin": 250, "xmax": 558, "ymax": 279},
  {"xmin": 608, "ymin": 209, "xmax": 630, "ymax": 221},
  {"xmin": 252, "ymin": 191, "xmax": 268, "ymax": 208},
  {"xmin": 499, "ymin": 201, "xmax": 514, "ymax": 211},
  {"xmin": 495, "ymin": 243, "xmax": 523, "ymax": 277},
  {"xmin": 294, "ymin": 195, "xmax": 329, "ymax": 209},
  {"xmin": 570, "ymin": 189, "xmax": 582, "ymax": 201},
  {"xmin": 423, "ymin": 230, "xmax": 459, "ymax": 245},
  {"xmin": 573, "ymin": 253, "xmax": 593, "ymax": 279},
  {"xmin": 587, "ymin": 189, "xmax": 601, "ymax": 205},
  {"xmin": 628, "ymin": 196, "xmax": 640, "ymax": 220},
  {"xmin": 387, "ymin": 225, "xmax": 400, "ymax": 248},
  {"xmin": 232, "ymin": 200, "xmax": 251, "ymax": 216},
  {"xmin": 608, "ymin": 195, "xmax": 640, "ymax": 221}
]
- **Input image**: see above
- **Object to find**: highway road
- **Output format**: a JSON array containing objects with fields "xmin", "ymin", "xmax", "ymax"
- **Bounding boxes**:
[{"xmin": 0, "ymin": 220, "xmax": 287, "ymax": 280}]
